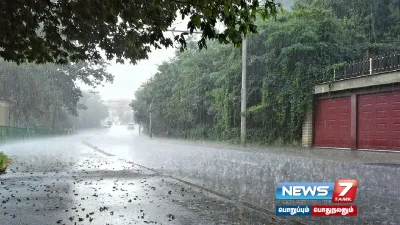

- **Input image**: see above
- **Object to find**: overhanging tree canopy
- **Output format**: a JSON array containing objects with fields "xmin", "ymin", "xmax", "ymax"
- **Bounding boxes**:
[{"xmin": 0, "ymin": 0, "xmax": 279, "ymax": 64}]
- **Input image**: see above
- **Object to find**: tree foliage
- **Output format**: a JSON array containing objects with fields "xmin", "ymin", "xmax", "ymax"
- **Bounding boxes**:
[
  {"xmin": 1, "ymin": 0, "xmax": 280, "ymax": 65},
  {"xmin": 0, "ymin": 59, "xmax": 112, "ymax": 129},
  {"xmin": 71, "ymin": 92, "xmax": 109, "ymax": 129},
  {"xmin": 132, "ymin": 0, "xmax": 399, "ymax": 144},
  {"xmin": 297, "ymin": 0, "xmax": 400, "ymax": 55}
]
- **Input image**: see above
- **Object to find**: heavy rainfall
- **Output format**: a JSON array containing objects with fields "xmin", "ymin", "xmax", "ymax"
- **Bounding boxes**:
[{"xmin": 0, "ymin": 0, "xmax": 399, "ymax": 225}]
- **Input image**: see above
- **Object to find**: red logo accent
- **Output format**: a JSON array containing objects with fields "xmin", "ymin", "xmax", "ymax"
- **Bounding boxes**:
[
  {"xmin": 332, "ymin": 179, "xmax": 358, "ymax": 203},
  {"xmin": 311, "ymin": 205, "xmax": 358, "ymax": 216}
]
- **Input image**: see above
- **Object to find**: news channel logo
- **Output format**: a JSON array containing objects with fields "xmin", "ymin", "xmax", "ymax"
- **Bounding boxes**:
[
  {"xmin": 275, "ymin": 180, "xmax": 358, "ymax": 202},
  {"xmin": 275, "ymin": 179, "xmax": 358, "ymax": 217}
]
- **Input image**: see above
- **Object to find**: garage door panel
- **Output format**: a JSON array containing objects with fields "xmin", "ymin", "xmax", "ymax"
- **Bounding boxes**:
[
  {"xmin": 376, "ymin": 110, "xmax": 387, "ymax": 118},
  {"xmin": 315, "ymin": 92, "xmax": 400, "ymax": 150},
  {"xmin": 393, "ymin": 123, "xmax": 400, "ymax": 131},
  {"xmin": 377, "ymin": 123, "xmax": 387, "ymax": 131},
  {"xmin": 394, "ymin": 107, "xmax": 400, "ymax": 119},
  {"xmin": 357, "ymin": 91, "xmax": 399, "ymax": 150},
  {"xmin": 393, "ymin": 138, "xmax": 400, "ymax": 149},
  {"xmin": 340, "ymin": 124, "xmax": 349, "ymax": 132},
  {"xmin": 314, "ymin": 97, "xmax": 351, "ymax": 148}
]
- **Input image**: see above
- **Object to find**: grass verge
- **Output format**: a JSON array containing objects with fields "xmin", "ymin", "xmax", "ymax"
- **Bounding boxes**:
[{"xmin": 0, "ymin": 152, "xmax": 11, "ymax": 174}]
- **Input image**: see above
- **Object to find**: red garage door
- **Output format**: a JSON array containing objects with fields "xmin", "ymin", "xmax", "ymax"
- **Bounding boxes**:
[
  {"xmin": 314, "ymin": 97, "xmax": 352, "ymax": 148},
  {"xmin": 357, "ymin": 91, "xmax": 400, "ymax": 150}
]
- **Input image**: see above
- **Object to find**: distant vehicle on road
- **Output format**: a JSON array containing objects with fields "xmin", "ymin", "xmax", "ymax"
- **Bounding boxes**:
[
  {"xmin": 127, "ymin": 123, "xmax": 135, "ymax": 130},
  {"xmin": 101, "ymin": 121, "xmax": 111, "ymax": 128}
]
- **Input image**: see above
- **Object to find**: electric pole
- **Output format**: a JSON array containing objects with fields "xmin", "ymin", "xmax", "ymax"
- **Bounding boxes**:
[
  {"xmin": 149, "ymin": 100, "xmax": 153, "ymax": 138},
  {"xmin": 240, "ymin": 37, "xmax": 247, "ymax": 147},
  {"xmin": 130, "ymin": 110, "xmax": 133, "ymax": 123}
]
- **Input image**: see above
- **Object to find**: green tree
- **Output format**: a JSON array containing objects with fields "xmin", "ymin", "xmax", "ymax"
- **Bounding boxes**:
[
  {"xmin": 297, "ymin": 0, "xmax": 400, "ymax": 56},
  {"xmin": 72, "ymin": 92, "xmax": 109, "ymax": 129},
  {"xmin": 0, "ymin": 59, "xmax": 112, "ymax": 129},
  {"xmin": 1, "ymin": 0, "xmax": 279, "ymax": 65}
]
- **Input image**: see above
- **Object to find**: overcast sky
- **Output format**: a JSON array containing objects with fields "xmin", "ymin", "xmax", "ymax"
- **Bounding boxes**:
[
  {"xmin": 95, "ymin": 48, "xmax": 176, "ymax": 101},
  {"xmin": 81, "ymin": 18, "xmax": 191, "ymax": 101}
]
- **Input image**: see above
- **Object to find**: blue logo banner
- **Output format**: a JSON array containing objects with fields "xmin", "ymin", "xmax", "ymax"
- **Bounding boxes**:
[{"xmin": 276, "ymin": 182, "xmax": 334, "ymax": 200}]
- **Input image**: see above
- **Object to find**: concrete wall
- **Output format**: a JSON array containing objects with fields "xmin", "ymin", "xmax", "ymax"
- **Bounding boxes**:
[
  {"xmin": 0, "ymin": 101, "xmax": 10, "ymax": 126},
  {"xmin": 301, "ymin": 111, "xmax": 313, "ymax": 147},
  {"xmin": 315, "ymin": 70, "xmax": 400, "ymax": 94}
]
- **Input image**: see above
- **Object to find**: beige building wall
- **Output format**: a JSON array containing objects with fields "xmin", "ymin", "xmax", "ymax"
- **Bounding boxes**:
[
  {"xmin": 0, "ymin": 101, "xmax": 11, "ymax": 126},
  {"xmin": 301, "ymin": 111, "xmax": 313, "ymax": 147}
]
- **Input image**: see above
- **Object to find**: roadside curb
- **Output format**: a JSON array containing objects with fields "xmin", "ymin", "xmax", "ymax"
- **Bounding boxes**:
[{"xmin": 82, "ymin": 141, "xmax": 115, "ymax": 156}]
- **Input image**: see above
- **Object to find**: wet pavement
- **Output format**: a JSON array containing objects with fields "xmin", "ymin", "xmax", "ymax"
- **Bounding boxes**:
[
  {"xmin": 0, "ymin": 131, "xmax": 293, "ymax": 225},
  {"xmin": 1, "ymin": 126, "xmax": 400, "ymax": 224}
]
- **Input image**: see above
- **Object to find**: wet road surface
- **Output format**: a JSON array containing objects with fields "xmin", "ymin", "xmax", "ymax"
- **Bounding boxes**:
[
  {"xmin": 1, "ymin": 126, "xmax": 400, "ymax": 224},
  {"xmin": 0, "ymin": 131, "xmax": 293, "ymax": 225}
]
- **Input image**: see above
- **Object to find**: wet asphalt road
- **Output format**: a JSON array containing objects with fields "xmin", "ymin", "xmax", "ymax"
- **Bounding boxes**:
[
  {"xmin": 0, "ymin": 129, "xmax": 293, "ymax": 225},
  {"xmin": 1, "ymin": 126, "xmax": 400, "ymax": 225}
]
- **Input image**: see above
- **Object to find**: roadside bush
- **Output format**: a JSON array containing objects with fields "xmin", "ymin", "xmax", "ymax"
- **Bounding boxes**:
[{"xmin": 0, "ymin": 152, "xmax": 11, "ymax": 173}]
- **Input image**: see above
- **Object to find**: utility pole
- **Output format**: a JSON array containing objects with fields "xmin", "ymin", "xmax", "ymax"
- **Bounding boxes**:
[
  {"xmin": 53, "ymin": 87, "xmax": 59, "ymax": 131},
  {"xmin": 52, "ymin": 105, "xmax": 57, "ymax": 130},
  {"xmin": 130, "ymin": 109, "xmax": 133, "ymax": 123},
  {"xmin": 149, "ymin": 100, "xmax": 153, "ymax": 138},
  {"xmin": 240, "ymin": 37, "xmax": 247, "ymax": 147}
]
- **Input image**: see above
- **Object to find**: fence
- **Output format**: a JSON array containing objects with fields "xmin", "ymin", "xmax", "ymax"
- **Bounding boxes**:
[
  {"xmin": 319, "ymin": 52, "xmax": 400, "ymax": 83},
  {"xmin": 0, "ymin": 126, "xmax": 70, "ymax": 142}
]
